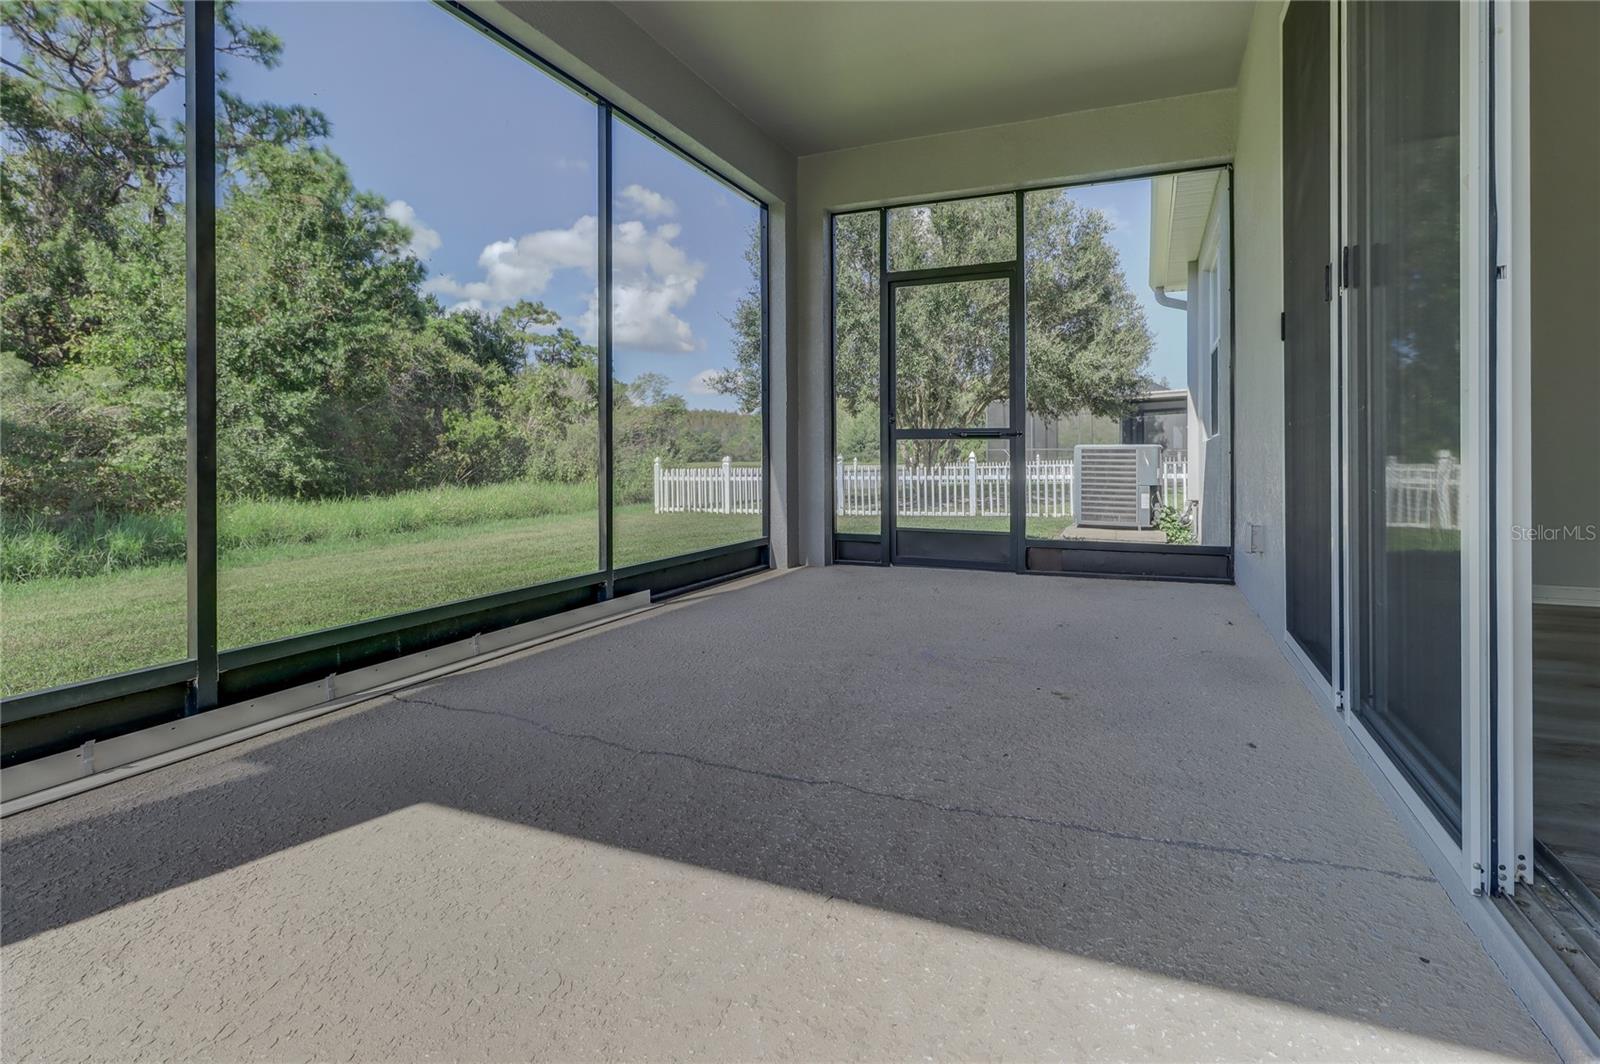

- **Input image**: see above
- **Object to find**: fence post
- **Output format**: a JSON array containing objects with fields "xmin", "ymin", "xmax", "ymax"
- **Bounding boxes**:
[
  {"xmin": 1435, "ymin": 449, "xmax": 1454, "ymax": 529},
  {"xmin": 653, "ymin": 456, "xmax": 662, "ymax": 514},
  {"xmin": 967, "ymin": 451, "xmax": 978, "ymax": 516},
  {"xmin": 836, "ymin": 455, "xmax": 845, "ymax": 516},
  {"xmin": 1385, "ymin": 455, "xmax": 1398, "ymax": 526},
  {"xmin": 721, "ymin": 456, "xmax": 733, "ymax": 515}
]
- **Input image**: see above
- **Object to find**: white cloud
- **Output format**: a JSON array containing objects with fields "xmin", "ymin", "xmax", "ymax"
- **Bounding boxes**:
[
  {"xmin": 553, "ymin": 156, "xmax": 590, "ymax": 174},
  {"xmin": 426, "ymin": 214, "xmax": 705, "ymax": 354},
  {"xmin": 384, "ymin": 200, "xmax": 442, "ymax": 261},
  {"xmin": 601, "ymin": 219, "xmax": 704, "ymax": 351},
  {"xmin": 619, "ymin": 183, "xmax": 676, "ymax": 219},
  {"xmin": 425, "ymin": 216, "xmax": 599, "ymax": 305},
  {"xmin": 687, "ymin": 368, "xmax": 722, "ymax": 396}
]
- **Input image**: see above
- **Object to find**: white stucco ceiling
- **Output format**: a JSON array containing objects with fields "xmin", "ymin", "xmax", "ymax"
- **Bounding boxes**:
[{"xmin": 614, "ymin": 1, "xmax": 1257, "ymax": 156}]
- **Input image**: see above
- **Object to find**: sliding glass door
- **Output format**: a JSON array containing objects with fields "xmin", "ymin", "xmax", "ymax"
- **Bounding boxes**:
[{"xmin": 1346, "ymin": 0, "xmax": 1465, "ymax": 835}]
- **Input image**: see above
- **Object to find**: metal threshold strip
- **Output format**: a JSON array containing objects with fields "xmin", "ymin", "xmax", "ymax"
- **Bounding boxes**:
[{"xmin": 1498, "ymin": 843, "xmax": 1600, "ymax": 1044}]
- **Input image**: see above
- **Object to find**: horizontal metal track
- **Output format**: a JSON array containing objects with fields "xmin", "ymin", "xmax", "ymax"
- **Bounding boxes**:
[{"xmin": 2, "ymin": 541, "xmax": 769, "ymax": 766}]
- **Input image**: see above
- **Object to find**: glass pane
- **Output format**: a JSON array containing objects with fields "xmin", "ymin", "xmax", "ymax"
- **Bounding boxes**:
[
  {"xmin": 610, "ymin": 120, "xmax": 764, "ymax": 569},
  {"xmin": 216, "ymin": 2, "xmax": 599, "ymax": 651},
  {"xmin": 893, "ymin": 278, "xmax": 1009, "ymax": 431},
  {"xmin": 1349, "ymin": 0, "xmax": 1462, "ymax": 830},
  {"xmin": 1, "ymin": 7, "xmax": 188, "ymax": 694},
  {"xmin": 888, "ymin": 195, "xmax": 1015, "ymax": 272},
  {"xmin": 833, "ymin": 211, "xmax": 881, "ymax": 535},
  {"xmin": 1022, "ymin": 173, "xmax": 1230, "ymax": 548}
]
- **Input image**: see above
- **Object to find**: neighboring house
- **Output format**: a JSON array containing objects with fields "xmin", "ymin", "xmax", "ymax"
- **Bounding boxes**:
[
  {"xmin": 1119, "ymin": 388, "xmax": 1189, "ymax": 455},
  {"xmin": 984, "ymin": 391, "xmax": 1187, "ymax": 461}
]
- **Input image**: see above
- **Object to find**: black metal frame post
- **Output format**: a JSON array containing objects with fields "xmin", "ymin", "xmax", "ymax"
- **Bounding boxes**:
[
  {"xmin": 877, "ymin": 209, "xmax": 894, "ymax": 563},
  {"xmin": 760, "ymin": 205, "xmax": 772, "ymax": 545},
  {"xmin": 1009, "ymin": 189, "xmax": 1028, "ymax": 571},
  {"xmin": 185, "ymin": 1, "xmax": 218, "ymax": 713}
]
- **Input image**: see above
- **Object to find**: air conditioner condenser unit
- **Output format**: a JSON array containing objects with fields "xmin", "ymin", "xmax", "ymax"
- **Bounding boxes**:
[{"xmin": 1071, "ymin": 444, "xmax": 1162, "ymax": 530}]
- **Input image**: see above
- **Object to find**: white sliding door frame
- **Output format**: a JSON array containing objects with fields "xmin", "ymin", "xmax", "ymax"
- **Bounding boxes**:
[
  {"xmin": 1335, "ymin": 0, "xmax": 1496, "ymax": 895},
  {"xmin": 1458, "ymin": 0, "xmax": 1495, "ymax": 899},
  {"xmin": 1491, "ymin": 0, "xmax": 1535, "ymax": 894}
]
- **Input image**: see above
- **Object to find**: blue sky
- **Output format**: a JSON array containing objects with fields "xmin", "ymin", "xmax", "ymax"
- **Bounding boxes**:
[{"xmin": 221, "ymin": 1, "xmax": 760, "ymax": 411}]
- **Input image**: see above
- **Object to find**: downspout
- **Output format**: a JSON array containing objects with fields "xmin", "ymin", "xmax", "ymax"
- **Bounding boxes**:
[{"xmin": 1153, "ymin": 286, "xmax": 1188, "ymax": 310}]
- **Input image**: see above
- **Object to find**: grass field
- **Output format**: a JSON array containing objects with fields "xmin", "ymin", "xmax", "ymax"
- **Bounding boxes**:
[
  {"xmin": 2, "ymin": 479, "xmax": 600, "ymax": 581},
  {"xmin": 2, "ymin": 504, "xmax": 759, "ymax": 697}
]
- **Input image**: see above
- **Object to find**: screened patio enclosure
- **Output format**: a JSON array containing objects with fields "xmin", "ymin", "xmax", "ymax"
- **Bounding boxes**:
[
  {"xmin": 1, "ymin": 1, "xmax": 772, "ymax": 764},
  {"xmin": 2, "ymin": 0, "xmax": 1597, "ymax": 1058}
]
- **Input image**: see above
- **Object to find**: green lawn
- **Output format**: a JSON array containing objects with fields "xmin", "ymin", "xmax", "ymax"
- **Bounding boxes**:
[{"xmin": 1, "ymin": 505, "xmax": 759, "ymax": 697}]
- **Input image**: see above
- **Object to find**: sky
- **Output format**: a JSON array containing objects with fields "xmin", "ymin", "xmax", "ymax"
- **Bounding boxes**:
[
  {"xmin": 146, "ymin": 2, "xmax": 1184, "ymax": 405},
  {"xmin": 220, "ymin": 1, "xmax": 760, "ymax": 412}
]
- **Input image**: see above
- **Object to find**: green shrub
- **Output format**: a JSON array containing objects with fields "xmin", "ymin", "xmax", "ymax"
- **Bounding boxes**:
[{"xmin": 1157, "ymin": 502, "xmax": 1195, "ymax": 545}]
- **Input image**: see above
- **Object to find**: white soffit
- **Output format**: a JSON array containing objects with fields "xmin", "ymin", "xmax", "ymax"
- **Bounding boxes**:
[
  {"xmin": 1149, "ymin": 168, "xmax": 1222, "ymax": 293},
  {"xmin": 614, "ymin": 1, "xmax": 1258, "ymax": 156}
]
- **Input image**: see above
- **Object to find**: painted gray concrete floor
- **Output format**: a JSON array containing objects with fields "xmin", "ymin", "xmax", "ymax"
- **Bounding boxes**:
[{"xmin": 0, "ymin": 566, "xmax": 1556, "ymax": 1062}]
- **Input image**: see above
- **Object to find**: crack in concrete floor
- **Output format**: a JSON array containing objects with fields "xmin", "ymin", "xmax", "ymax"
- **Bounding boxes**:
[{"xmin": 391, "ymin": 692, "xmax": 1436, "ymax": 885}]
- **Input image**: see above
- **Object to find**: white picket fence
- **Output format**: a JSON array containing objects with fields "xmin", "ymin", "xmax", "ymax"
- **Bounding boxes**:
[
  {"xmin": 652, "ymin": 450, "xmax": 1458, "ymax": 530},
  {"xmin": 1384, "ymin": 451, "xmax": 1461, "ymax": 530},
  {"xmin": 832, "ymin": 452, "xmax": 1187, "ymax": 518},
  {"xmin": 653, "ymin": 456, "xmax": 762, "ymax": 514}
]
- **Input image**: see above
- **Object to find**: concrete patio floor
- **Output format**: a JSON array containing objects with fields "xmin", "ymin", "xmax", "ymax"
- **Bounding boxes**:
[{"xmin": 0, "ymin": 566, "xmax": 1556, "ymax": 1061}]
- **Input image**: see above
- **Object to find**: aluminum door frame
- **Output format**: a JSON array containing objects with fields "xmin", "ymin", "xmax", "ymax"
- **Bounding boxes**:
[{"xmin": 880, "ymin": 202, "xmax": 1026, "ymax": 572}]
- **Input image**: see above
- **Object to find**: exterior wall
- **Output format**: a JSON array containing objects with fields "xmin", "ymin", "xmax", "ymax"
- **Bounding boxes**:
[
  {"xmin": 1227, "ymin": 3, "xmax": 1287, "ymax": 632},
  {"xmin": 1198, "ymin": 176, "xmax": 1233, "ymax": 547},
  {"xmin": 473, "ymin": 1, "xmax": 804, "ymax": 565},
  {"xmin": 796, "ymin": 89, "xmax": 1239, "ymax": 565},
  {"xmin": 1185, "ymin": 260, "xmax": 1206, "ymax": 538},
  {"xmin": 1530, "ymin": 0, "xmax": 1600, "ymax": 605}
]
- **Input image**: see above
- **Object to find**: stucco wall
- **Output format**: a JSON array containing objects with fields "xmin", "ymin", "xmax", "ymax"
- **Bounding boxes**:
[
  {"xmin": 473, "ymin": 1, "xmax": 803, "ymax": 565},
  {"xmin": 1226, "ymin": 3, "xmax": 1287, "ymax": 634},
  {"xmin": 794, "ymin": 90, "xmax": 1239, "ymax": 565},
  {"xmin": 1530, "ymin": 0, "xmax": 1600, "ymax": 603}
]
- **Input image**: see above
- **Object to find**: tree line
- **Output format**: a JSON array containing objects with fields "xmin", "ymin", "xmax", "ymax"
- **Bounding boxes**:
[
  {"xmin": 3, "ymin": 1, "xmax": 1156, "ymax": 534},
  {"xmin": 1, "ymin": 1, "xmax": 761, "ymax": 529}
]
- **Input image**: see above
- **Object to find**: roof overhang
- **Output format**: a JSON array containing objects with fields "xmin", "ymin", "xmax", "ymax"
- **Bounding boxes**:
[{"xmin": 1149, "ymin": 169, "xmax": 1223, "ymax": 294}]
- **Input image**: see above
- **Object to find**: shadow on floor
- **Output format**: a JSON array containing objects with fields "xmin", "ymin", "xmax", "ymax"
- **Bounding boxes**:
[{"xmin": 1, "ymin": 567, "xmax": 1549, "ymax": 1058}]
